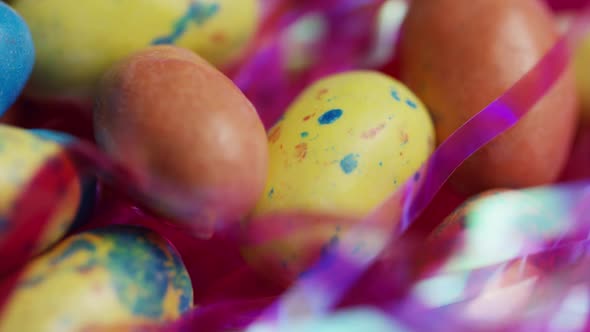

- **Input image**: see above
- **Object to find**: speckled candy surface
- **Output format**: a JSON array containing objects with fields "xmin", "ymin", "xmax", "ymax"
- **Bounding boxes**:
[
  {"xmin": 242, "ymin": 71, "xmax": 434, "ymax": 284},
  {"xmin": 253, "ymin": 70, "xmax": 435, "ymax": 218},
  {"xmin": 0, "ymin": 125, "xmax": 81, "ymax": 254},
  {"xmin": 0, "ymin": 2, "xmax": 34, "ymax": 115},
  {"xmin": 12, "ymin": 0, "xmax": 259, "ymax": 100},
  {"xmin": 0, "ymin": 225, "xmax": 193, "ymax": 332}
]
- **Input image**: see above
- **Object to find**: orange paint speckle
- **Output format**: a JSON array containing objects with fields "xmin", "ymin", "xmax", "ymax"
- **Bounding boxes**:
[
  {"xmin": 316, "ymin": 88, "xmax": 329, "ymax": 100},
  {"xmin": 303, "ymin": 113, "xmax": 316, "ymax": 122},
  {"xmin": 210, "ymin": 32, "xmax": 227, "ymax": 43},
  {"xmin": 294, "ymin": 143, "xmax": 308, "ymax": 161},
  {"xmin": 361, "ymin": 123, "xmax": 386, "ymax": 139},
  {"xmin": 269, "ymin": 125, "xmax": 282, "ymax": 144},
  {"xmin": 401, "ymin": 131, "xmax": 409, "ymax": 145}
]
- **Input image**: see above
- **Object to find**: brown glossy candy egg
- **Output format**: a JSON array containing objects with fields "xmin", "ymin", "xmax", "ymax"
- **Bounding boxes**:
[
  {"xmin": 398, "ymin": 0, "xmax": 579, "ymax": 194},
  {"xmin": 94, "ymin": 46, "xmax": 268, "ymax": 226}
]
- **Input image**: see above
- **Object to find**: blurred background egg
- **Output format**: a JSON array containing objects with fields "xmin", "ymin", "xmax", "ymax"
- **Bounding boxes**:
[
  {"xmin": 416, "ymin": 186, "xmax": 573, "ymax": 281},
  {"xmin": 0, "ymin": 125, "xmax": 82, "ymax": 261},
  {"xmin": 93, "ymin": 46, "xmax": 268, "ymax": 227},
  {"xmin": 0, "ymin": 225, "xmax": 193, "ymax": 332},
  {"xmin": 411, "ymin": 187, "xmax": 577, "ymax": 326},
  {"xmin": 241, "ymin": 70, "xmax": 434, "ymax": 284},
  {"xmin": 0, "ymin": 2, "xmax": 34, "ymax": 116},
  {"xmin": 12, "ymin": 0, "xmax": 260, "ymax": 102},
  {"xmin": 398, "ymin": 0, "xmax": 579, "ymax": 194}
]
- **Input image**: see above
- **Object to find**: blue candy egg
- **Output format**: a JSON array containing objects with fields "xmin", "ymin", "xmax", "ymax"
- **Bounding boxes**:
[
  {"xmin": 0, "ymin": 2, "xmax": 34, "ymax": 116},
  {"xmin": 30, "ymin": 129, "xmax": 97, "ymax": 230}
]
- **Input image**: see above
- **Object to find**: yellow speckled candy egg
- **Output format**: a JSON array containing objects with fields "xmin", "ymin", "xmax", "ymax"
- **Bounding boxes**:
[
  {"xmin": 575, "ymin": 30, "xmax": 590, "ymax": 122},
  {"xmin": 12, "ymin": 0, "xmax": 259, "ymax": 100},
  {"xmin": 0, "ymin": 124, "xmax": 80, "ymax": 257},
  {"xmin": 242, "ymin": 70, "xmax": 435, "ymax": 284},
  {"xmin": 254, "ymin": 70, "xmax": 435, "ymax": 218},
  {"xmin": 0, "ymin": 225, "xmax": 193, "ymax": 332}
]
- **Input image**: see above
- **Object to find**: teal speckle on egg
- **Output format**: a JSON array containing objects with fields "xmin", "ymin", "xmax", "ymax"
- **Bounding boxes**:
[{"xmin": 91, "ymin": 226, "xmax": 194, "ymax": 319}]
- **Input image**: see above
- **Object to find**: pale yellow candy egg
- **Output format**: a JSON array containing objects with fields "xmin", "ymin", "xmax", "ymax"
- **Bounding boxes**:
[{"xmin": 12, "ymin": 0, "xmax": 259, "ymax": 100}]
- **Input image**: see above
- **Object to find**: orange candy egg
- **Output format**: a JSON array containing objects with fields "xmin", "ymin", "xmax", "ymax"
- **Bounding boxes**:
[{"xmin": 94, "ymin": 46, "xmax": 268, "ymax": 228}]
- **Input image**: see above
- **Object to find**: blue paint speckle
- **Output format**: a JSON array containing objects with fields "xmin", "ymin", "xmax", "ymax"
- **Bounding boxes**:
[
  {"xmin": 414, "ymin": 172, "xmax": 421, "ymax": 181},
  {"xmin": 152, "ymin": 2, "xmax": 220, "ymax": 45},
  {"xmin": 391, "ymin": 90, "xmax": 401, "ymax": 101},
  {"xmin": 30, "ymin": 129, "xmax": 75, "ymax": 145},
  {"xmin": 406, "ymin": 99, "xmax": 417, "ymax": 109},
  {"xmin": 318, "ymin": 109, "xmax": 343, "ymax": 125},
  {"xmin": 340, "ymin": 154, "xmax": 359, "ymax": 174},
  {"xmin": 300, "ymin": 131, "xmax": 309, "ymax": 138},
  {"xmin": 268, "ymin": 187, "xmax": 275, "ymax": 199},
  {"xmin": 378, "ymin": 161, "xmax": 383, "ymax": 167}
]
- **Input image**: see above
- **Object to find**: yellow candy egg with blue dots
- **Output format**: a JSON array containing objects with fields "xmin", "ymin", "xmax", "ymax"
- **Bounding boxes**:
[
  {"xmin": 12, "ymin": 0, "xmax": 259, "ymax": 100},
  {"xmin": 242, "ymin": 70, "xmax": 435, "ymax": 284},
  {"xmin": 0, "ymin": 225, "xmax": 193, "ymax": 332},
  {"xmin": 0, "ymin": 124, "xmax": 81, "ymax": 260}
]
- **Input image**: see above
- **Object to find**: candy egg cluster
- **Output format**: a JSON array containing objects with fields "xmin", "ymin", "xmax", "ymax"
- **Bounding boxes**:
[{"xmin": 0, "ymin": 0, "xmax": 588, "ymax": 331}]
